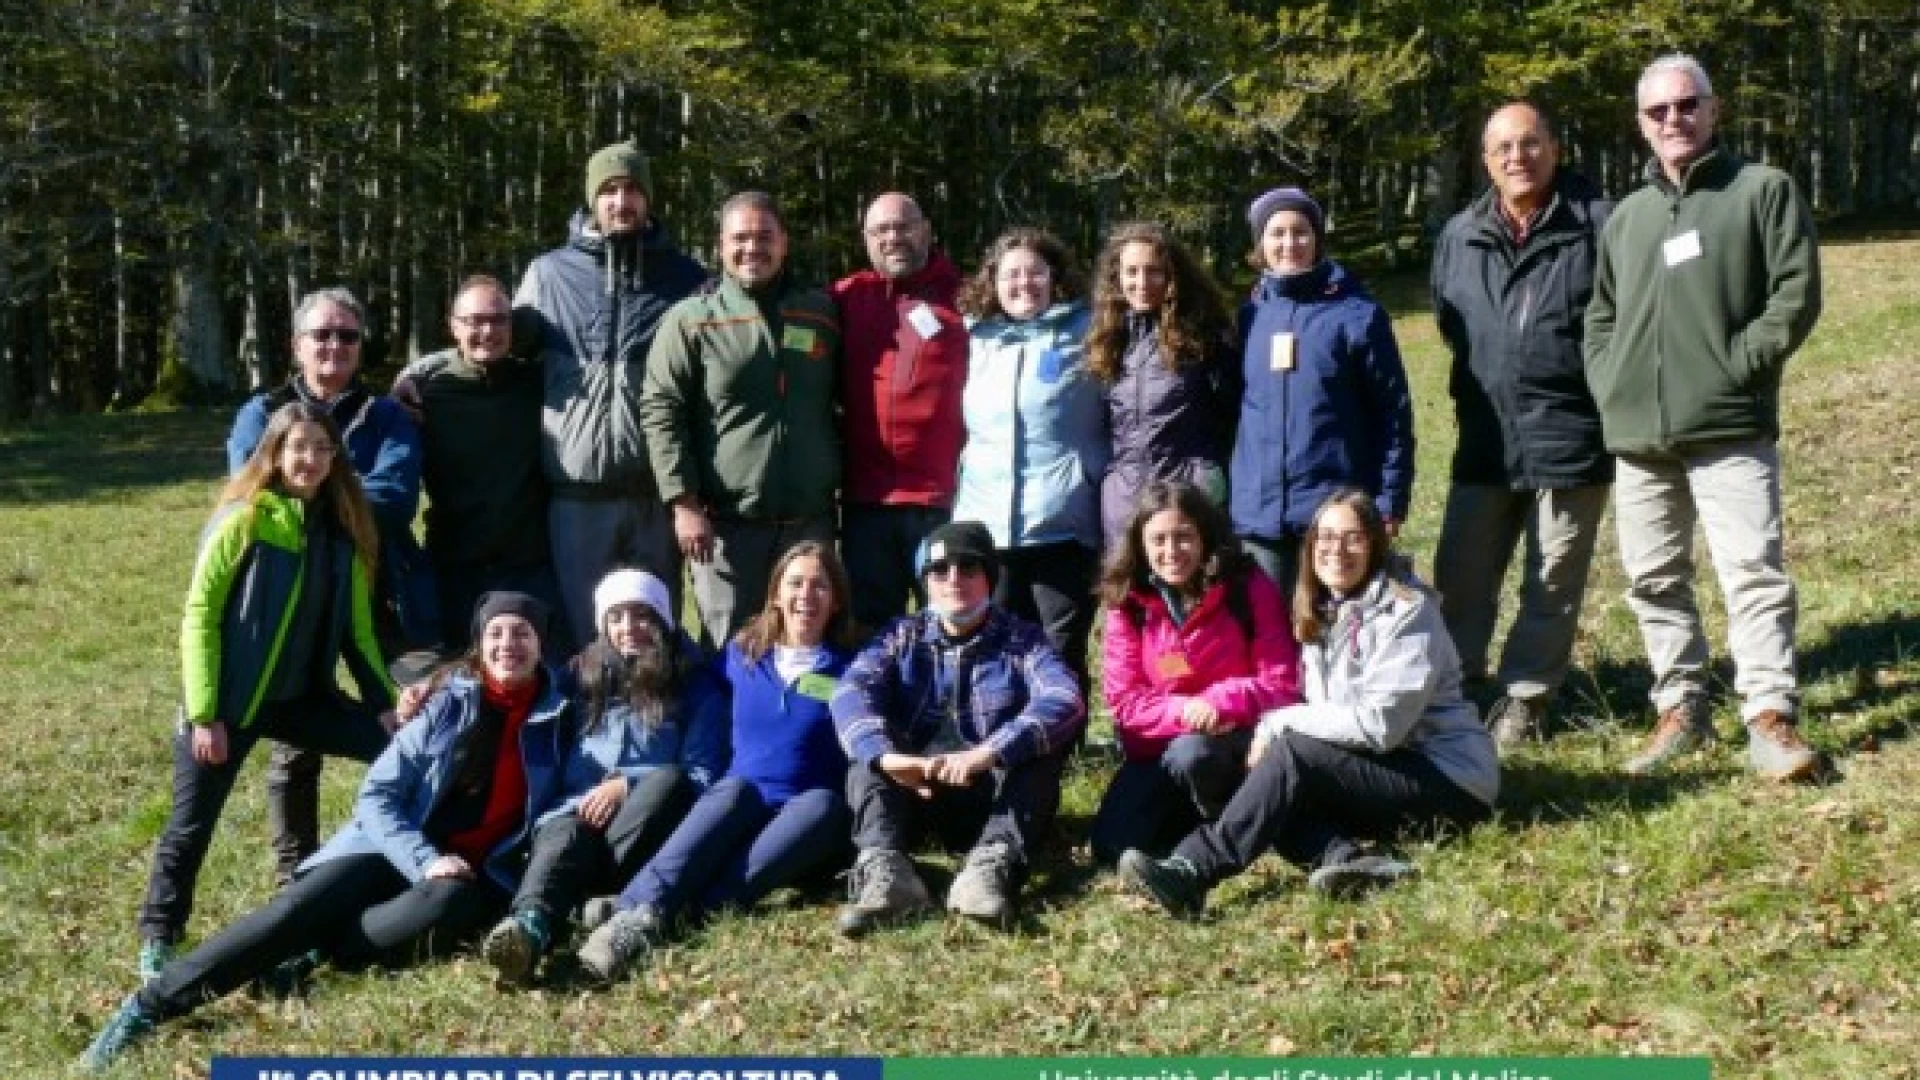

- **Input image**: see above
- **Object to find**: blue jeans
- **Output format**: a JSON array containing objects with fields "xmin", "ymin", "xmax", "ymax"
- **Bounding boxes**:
[{"xmin": 617, "ymin": 776, "xmax": 852, "ymax": 921}]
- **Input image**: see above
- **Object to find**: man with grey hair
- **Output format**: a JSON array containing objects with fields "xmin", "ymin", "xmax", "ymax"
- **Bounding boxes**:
[
  {"xmin": 1585, "ymin": 54, "xmax": 1823, "ymax": 779},
  {"xmin": 225, "ymin": 285, "xmax": 431, "ymax": 888},
  {"xmin": 1431, "ymin": 101, "xmax": 1613, "ymax": 750},
  {"xmin": 831, "ymin": 192, "xmax": 968, "ymax": 628},
  {"xmin": 642, "ymin": 191, "xmax": 842, "ymax": 645}
]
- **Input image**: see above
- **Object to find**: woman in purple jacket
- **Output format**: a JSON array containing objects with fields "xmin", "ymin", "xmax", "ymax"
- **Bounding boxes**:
[{"xmin": 1086, "ymin": 222, "xmax": 1240, "ymax": 552}]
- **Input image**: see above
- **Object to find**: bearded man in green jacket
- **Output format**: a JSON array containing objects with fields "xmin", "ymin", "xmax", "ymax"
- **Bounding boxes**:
[{"xmin": 1585, "ymin": 54, "xmax": 1823, "ymax": 781}]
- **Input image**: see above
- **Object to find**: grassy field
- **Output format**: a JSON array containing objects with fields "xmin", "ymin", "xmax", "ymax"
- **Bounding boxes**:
[{"xmin": 3, "ymin": 236, "xmax": 1918, "ymax": 1077}]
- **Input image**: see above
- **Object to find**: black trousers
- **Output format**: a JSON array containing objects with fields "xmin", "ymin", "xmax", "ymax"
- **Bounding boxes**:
[
  {"xmin": 135, "ymin": 852, "xmax": 506, "ymax": 1023},
  {"xmin": 1172, "ymin": 729, "xmax": 1491, "ymax": 883},
  {"xmin": 1088, "ymin": 728, "xmax": 1253, "ymax": 866},
  {"xmin": 842, "ymin": 503, "xmax": 950, "ymax": 630},
  {"xmin": 510, "ymin": 766, "xmax": 695, "ymax": 923},
  {"xmin": 140, "ymin": 697, "xmax": 389, "ymax": 944},
  {"xmin": 846, "ymin": 751, "xmax": 1066, "ymax": 867},
  {"xmin": 1242, "ymin": 533, "xmax": 1303, "ymax": 598},
  {"xmin": 995, "ymin": 541, "xmax": 1099, "ymax": 693}
]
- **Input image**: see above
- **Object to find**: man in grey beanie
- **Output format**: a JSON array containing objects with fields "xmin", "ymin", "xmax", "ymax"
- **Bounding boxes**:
[{"xmin": 514, "ymin": 139, "xmax": 710, "ymax": 648}]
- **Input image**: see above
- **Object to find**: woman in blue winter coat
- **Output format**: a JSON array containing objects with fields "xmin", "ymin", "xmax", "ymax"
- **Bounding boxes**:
[
  {"xmin": 574, "ymin": 541, "xmax": 862, "ymax": 981},
  {"xmin": 1230, "ymin": 188, "xmax": 1416, "ymax": 592},
  {"xmin": 473, "ymin": 567, "xmax": 727, "ymax": 983},
  {"xmin": 82, "ymin": 593, "xmax": 577, "ymax": 1071},
  {"xmin": 952, "ymin": 227, "xmax": 1107, "ymax": 686},
  {"xmin": 1086, "ymin": 221, "xmax": 1240, "ymax": 551}
]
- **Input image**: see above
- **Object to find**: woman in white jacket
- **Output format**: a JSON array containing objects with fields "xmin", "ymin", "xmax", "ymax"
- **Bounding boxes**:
[{"xmin": 1118, "ymin": 489, "xmax": 1497, "ymax": 916}]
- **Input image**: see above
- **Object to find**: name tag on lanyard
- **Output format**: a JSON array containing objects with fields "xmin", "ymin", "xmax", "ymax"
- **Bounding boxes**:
[{"xmin": 1270, "ymin": 331, "xmax": 1297, "ymax": 372}]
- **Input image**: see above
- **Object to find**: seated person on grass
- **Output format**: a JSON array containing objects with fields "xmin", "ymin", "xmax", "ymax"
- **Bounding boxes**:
[
  {"xmin": 83, "ymin": 594, "xmax": 574, "ymax": 1072},
  {"xmin": 1118, "ymin": 489, "xmax": 1499, "ymax": 917},
  {"xmin": 1091, "ymin": 479, "xmax": 1300, "ymax": 867},
  {"xmin": 830, "ymin": 521, "xmax": 1086, "ymax": 935},
  {"xmin": 573, "ymin": 542, "xmax": 863, "ymax": 982}
]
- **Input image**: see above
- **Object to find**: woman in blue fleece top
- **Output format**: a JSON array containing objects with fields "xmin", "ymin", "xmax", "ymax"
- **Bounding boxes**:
[
  {"xmin": 475, "ymin": 567, "xmax": 726, "ymax": 983},
  {"xmin": 575, "ymin": 541, "xmax": 861, "ymax": 981}
]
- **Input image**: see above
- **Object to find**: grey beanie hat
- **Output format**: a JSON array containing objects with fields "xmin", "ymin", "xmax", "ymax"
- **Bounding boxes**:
[
  {"xmin": 584, "ymin": 140, "xmax": 653, "ymax": 209},
  {"xmin": 1247, "ymin": 187, "xmax": 1326, "ymax": 242}
]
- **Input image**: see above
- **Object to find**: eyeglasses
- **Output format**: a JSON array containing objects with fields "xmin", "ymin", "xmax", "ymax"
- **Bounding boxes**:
[
  {"xmin": 926, "ymin": 557, "xmax": 987, "ymax": 578},
  {"xmin": 1484, "ymin": 136, "xmax": 1548, "ymax": 160},
  {"xmin": 302, "ymin": 327, "xmax": 362, "ymax": 344},
  {"xmin": 997, "ymin": 267, "xmax": 1052, "ymax": 283},
  {"xmin": 1641, "ymin": 96, "xmax": 1704, "ymax": 124},
  {"xmin": 452, "ymin": 314, "xmax": 510, "ymax": 328},
  {"xmin": 864, "ymin": 221, "xmax": 922, "ymax": 238},
  {"xmin": 1312, "ymin": 528, "xmax": 1370, "ymax": 553},
  {"xmin": 282, "ymin": 439, "xmax": 337, "ymax": 459}
]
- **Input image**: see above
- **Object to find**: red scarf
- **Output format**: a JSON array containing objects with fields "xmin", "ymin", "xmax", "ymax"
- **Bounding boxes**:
[{"xmin": 444, "ymin": 672, "xmax": 537, "ymax": 870}]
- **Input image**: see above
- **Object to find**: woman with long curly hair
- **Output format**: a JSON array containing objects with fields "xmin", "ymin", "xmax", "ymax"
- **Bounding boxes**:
[{"xmin": 1084, "ymin": 222, "xmax": 1240, "ymax": 550}]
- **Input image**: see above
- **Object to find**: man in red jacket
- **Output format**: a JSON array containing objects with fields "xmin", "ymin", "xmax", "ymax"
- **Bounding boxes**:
[{"xmin": 831, "ymin": 193, "xmax": 970, "ymax": 629}]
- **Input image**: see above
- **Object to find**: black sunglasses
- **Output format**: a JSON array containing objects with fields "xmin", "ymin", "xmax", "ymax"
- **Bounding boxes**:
[
  {"xmin": 303, "ymin": 327, "xmax": 363, "ymax": 344},
  {"xmin": 925, "ymin": 556, "xmax": 987, "ymax": 578},
  {"xmin": 1641, "ymin": 96, "xmax": 1704, "ymax": 123}
]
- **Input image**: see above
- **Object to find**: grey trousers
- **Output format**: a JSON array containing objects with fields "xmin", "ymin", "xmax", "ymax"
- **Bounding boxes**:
[
  {"xmin": 550, "ymin": 493, "xmax": 682, "ymax": 651},
  {"xmin": 1613, "ymin": 440, "xmax": 1798, "ymax": 720},
  {"xmin": 1433, "ymin": 482, "xmax": 1610, "ymax": 700},
  {"xmin": 689, "ymin": 515, "xmax": 836, "ymax": 647}
]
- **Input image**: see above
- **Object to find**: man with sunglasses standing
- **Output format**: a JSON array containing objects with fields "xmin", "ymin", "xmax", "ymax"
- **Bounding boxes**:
[
  {"xmin": 1586, "ymin": 54, "xmax": 1823, "ymax": 780},
  {"xmin": 220, "ymin": 286, "xmax": 432, "ymax": 902},
  {"xmin": 398, "ymin": 274, "xmax": 565, "ymax": 654},
  {"xmin": 1431, "ymin": 102, "xmax": 1613, "ymax": 752}
]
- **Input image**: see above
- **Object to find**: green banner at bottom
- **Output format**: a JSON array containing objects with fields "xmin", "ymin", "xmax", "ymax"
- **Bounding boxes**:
[{"xmin": 886, "ymin": 1058, "xmax": 1709, "ymax": 1080}]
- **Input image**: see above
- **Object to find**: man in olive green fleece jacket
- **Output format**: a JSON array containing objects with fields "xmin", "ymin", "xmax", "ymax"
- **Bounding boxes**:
[
  {"xmin": 1585, "ymin": 54, "xmax": 1823, "ymax": 782},
  {"xmin": 641, "ymin": 191, "xmax": 842, "ymax": 646}
]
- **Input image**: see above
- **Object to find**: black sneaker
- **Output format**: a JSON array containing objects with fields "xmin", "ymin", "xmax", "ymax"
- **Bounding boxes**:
[
  {"xmin": 1117, "ymin": 849, "xmax": 1208, "ymax": 919},
  {"xmin": 1307, "ymin": 854, "xmax": 1418, "ymax": 899}
]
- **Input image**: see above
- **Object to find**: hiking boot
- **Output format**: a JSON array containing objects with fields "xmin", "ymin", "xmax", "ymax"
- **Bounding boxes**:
[
  {"xmin": 1487, "ymin": 694, "xmax": 1546, "ymax": 751},
  {"xmin": 137, "ymin": 939, "xmax": 174, "ymax": 987},
  {"xmin": 1116, "ymin": 849, "xmax": 1208, "ymax": 919},
  {"xmin": 575, "ymin": 905, "xmax": 663, "ymax": 984},
  {"xmin": 78, "ymin": 995, "xmax": 156, "ymax": 1073},
  {"xmin": 579, "ymin": 895, "xmax": 619, "ymax": 933},
  {"xmin": 1746, "ymin": 709, "xmax": 1820, "ymax": 782},
  {"xmin": 481, "ymin": 908, "xmax": 551, "ymax": 986},
  {"xmin": 1623, "ymin": 702, "xmax": 1716, "ymax": 776},
  {"xmin": 947, "ymin": 841, "xmax": 1021, "ymax": 930},
  {"xmin": 836, "ymin": 848, "xmax": 934, "ymax": 938},
  {"xmin": 1307, "ymin": 854, "xmax": 1418, "ymax": 899}
]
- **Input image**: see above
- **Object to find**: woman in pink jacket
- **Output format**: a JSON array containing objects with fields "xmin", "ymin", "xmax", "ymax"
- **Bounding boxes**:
[{"xmin": 1090, "ymin": 479, "xmax": 1301, "ymax": 865}]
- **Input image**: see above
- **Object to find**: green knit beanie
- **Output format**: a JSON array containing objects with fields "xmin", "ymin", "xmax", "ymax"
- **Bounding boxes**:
[{"xmin": 584, "ymin": 140, "xmax": 652, "ymax": 209}]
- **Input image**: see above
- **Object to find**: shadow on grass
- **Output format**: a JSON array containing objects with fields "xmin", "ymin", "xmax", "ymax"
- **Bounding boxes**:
[{"xmin": 0, "ymin": 410, "xmax": 229, "ymax": 505}]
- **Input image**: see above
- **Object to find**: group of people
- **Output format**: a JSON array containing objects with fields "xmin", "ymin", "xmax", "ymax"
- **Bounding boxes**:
[{"xmin": 82, "ymin": 52, "xmax": 1826, "ymax": 1069}]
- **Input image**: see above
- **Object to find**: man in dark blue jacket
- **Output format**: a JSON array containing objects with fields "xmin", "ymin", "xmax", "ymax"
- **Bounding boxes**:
[
  {"xmin": 514, "ymin": 140, "xmax": 707, "ymax": 647},
  {"xmin": 227, "ymin": 285, "xmax": 429, "ymax": 886},
  {"xmin": 1431, "ymin": 102, "xmax": 1613, "ymax": 750}
]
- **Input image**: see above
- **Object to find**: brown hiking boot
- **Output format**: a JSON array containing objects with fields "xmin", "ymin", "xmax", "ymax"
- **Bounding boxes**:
[
  {"xmin": 1746, "ymin": 709, "xmax": 1819, "ymax": 782},
  {"xmin": 1623, "ymin": 701, "xmax": 1715, "ymax": 776}
]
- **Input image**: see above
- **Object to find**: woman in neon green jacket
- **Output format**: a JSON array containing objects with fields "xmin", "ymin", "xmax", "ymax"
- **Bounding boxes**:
[{"xmin": 134, "ymin": 400, "xmax": 398, "ymax": 983}]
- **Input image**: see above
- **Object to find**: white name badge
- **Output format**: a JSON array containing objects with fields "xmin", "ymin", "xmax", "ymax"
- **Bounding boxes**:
[
  {"xmin": 907, "ymin": 302, "xmax": 942, "ymax": 338},
  {"xmin": 1663, "ymin": 230, "xmax": 1703, "ymax": 267},
  {"xmin": 1270, "ymin": 331, "xmax": 1297, "ymax": 372}
]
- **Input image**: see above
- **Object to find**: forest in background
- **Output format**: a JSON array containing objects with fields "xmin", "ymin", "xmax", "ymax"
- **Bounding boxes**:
[{"xmin": 2, "ymin": 0, "xmax": 1915, "ymax": 417}]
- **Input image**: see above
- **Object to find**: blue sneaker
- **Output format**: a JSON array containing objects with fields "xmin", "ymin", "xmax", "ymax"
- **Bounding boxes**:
[
  {"xmin": 78, "ymin": 995, "xmax": 156, "ymax": 1072},
  {"xmin": 136, "ymin": 939, "xmax": 174, "ymax": 987}
]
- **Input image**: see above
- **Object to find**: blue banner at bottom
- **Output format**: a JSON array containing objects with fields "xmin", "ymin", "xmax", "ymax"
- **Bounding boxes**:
[{"xmin": 211, "ymin": 1059, "xmax": 884, "ymax": 1080}]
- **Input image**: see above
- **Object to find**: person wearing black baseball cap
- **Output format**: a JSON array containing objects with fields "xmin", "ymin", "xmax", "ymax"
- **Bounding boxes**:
[{"xmin": 827, "ymin": 521, "xmax": 1086, "ymax": 935}]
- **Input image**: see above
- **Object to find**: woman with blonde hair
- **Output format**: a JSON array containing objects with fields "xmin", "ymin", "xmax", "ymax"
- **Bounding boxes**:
[{"xmin": 132, "ymin": 401, "xmax": 397, "ymax": 984}]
